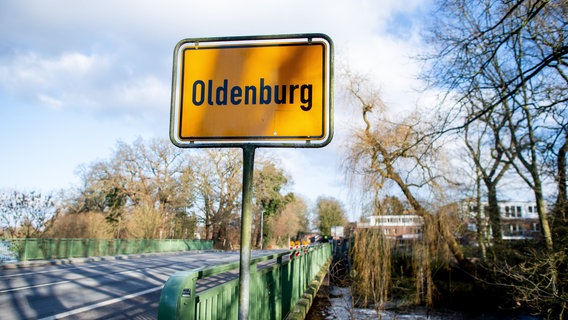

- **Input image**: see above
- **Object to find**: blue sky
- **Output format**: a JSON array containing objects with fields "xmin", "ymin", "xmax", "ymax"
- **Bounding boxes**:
[{"xmin": 0, "ymin": 0, "xmax": 429, "ymax": 220}]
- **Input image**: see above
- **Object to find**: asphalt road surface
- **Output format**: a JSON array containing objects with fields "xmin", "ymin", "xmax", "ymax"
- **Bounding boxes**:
[{"xmin": 0, "ymin": 250, "xmax": 285, "ymax": 320}]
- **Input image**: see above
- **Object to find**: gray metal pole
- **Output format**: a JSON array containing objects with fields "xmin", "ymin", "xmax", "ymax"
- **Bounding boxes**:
[
  {"xmin": 238, "ymin": 145, "xmax": 255, "ymax": 320},
  {"xmin": 259, "ymin": 209, "xmax": 264, "ymax": 250}
]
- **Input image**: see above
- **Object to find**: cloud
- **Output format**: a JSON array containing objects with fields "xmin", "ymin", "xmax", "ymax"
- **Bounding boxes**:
[
  {"xmin": 0, "ymin": 49, "xmax": 171, "ymax": 120},
  {"xmin": 116, "ymin": 76, "xmax": 169, "ymax": 108},
  {"xmin": 37, "ymin": 94, "xmax": 64, "ymax": 110},
  {"xmin": 0, "ymin": 51, "xmax": 110, "ymax": 104}
]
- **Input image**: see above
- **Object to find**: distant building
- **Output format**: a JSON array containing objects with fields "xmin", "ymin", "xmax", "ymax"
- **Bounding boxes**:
[
  {"xmin": 355, "ymin": 200, "xmax": 543, "ymax": 244},
  {"xmin": 459, "ymin": 200, "xmax": 543, "ymax": 242},
  {"xmin": 357, "ymin": 215, "xmax": 423, "ymax": 240},
  {"xmin": 330, "ymin": 226, "xmax": 344, "ymax": 239}
]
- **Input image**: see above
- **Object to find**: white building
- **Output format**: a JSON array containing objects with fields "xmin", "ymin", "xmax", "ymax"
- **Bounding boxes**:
[
  {"xmin": 460, "ymin": 200, "xmax": 543, "ymax": 241},
  {"xmin": 357, "ymin": 215, "xmax": 423, "ymax": 240}
]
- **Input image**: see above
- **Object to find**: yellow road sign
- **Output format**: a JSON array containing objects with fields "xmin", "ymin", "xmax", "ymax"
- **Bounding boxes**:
[{"xmin": 170, "ymin": 34, "xmax": 333, "ymax": 148}]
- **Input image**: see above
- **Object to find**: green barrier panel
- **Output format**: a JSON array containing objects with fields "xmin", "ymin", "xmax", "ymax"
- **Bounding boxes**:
[
  {"xmin": 158, "ymin": 243, "xmax": 332, "ymax": 320},
  {"xmin": 1, "ymin": 238, "xmax": 213, "ymax": 261}
]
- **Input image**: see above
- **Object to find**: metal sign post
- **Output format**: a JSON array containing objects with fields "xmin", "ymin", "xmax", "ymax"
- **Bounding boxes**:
[
  {"xmin": 238, "ymin": 145, "xmax": 255, "ymax": 319},
  {"xmin": 169, "ymin": 34, "xmax": 333, "ymax": 319}
]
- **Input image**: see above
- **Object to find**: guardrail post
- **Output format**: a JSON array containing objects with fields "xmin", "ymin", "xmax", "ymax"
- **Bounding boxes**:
[
  {"xmin": 249, "ymin": 260, "xmax": 259, "ymax": 318},
  {"xmin": 47, "ymin": 238, "xmax": 52, "ymax": 260},
  {"xmin": 23, "ymin": 238, "xmax": 28, "ymax": 261},
  {"xmin": 158, "ymin": 270, "xmax": 198, "ymax": 320}
]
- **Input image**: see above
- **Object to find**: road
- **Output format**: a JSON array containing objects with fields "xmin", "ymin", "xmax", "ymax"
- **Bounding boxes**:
[{"xmin": 0, "ymin": 250, "xmax": 286, "ymax": 320}]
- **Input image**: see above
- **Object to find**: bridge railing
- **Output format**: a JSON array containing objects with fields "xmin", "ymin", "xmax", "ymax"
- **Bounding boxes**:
[
  {"xmin": 158, "ymin": 243, "xmax": 332, "ymax": 320},
  {"xmin": 0, "ymin": 238, "xmax": 213, "ymax": 262}
]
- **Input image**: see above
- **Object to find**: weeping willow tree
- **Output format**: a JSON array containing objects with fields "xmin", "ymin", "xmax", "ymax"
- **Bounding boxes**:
[
  {"xmin": 343, "ymin": 70, "xmax": 472, "ymax": 310},
  {"xmin": 351, "ymin": 228, "xmax": 392, "ymax": 312},
  {"xmin": 351, "ymin": 212, "xmax": 457, "ymax": 311},
  {"xmin": 343, "ymin": 71, "xmax": 470, "ymax": 267}
]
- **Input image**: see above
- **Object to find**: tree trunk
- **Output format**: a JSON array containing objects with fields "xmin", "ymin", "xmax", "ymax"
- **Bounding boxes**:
[
  {"xmin": 535, "ymin": 180, "xmax": 554, "ymax": 251},
  {"xmin": 388, "ymin": 166, "xmax": 470, "ymax": 269},
  {"xmin": 484, "ymin": 182, "xmax": 502, "ymax": 245},
  {"xmin": 556, "ymin": 134, "xmax": 568, "ymax": 221},
  {"xmin": 475, "ymin": 168, "xmax": 487, "ymax": 260},
  {"xmin": 523, "ymin": 105, "xmax": 554, "ymax": 251}
]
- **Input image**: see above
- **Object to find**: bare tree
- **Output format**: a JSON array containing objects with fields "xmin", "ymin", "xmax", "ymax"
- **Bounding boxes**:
[
  {"xmin": 0, "ymin": 190, "xmax": 56, "ymax": 238},
  {"xmin": 463, "ymin": 107, "xmax": 511, "ymax": 246},
  {"xmin": 64, "ymin": 138, "xmax": 194, "ymax": 239},
  {"xmin": 423, "ymin": 0, "xmax": 568, "ymax": 251},
  {"xmin": 190, "ymin": 149, "xmax": 242, "ymax": 248},
  {"xmin": 420, "ymin": 1, "xmax": 568, "ymax": 315},
  {"xmin": 423, "ymin": 0, "xmax": 567, "ymax": 129},
  {"xmin": 343, "ymin": 72, "xmax": 470, "ymax": 269}
]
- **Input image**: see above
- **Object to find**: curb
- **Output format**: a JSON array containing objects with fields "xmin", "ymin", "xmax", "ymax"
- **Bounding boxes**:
[{"xmin": 0, "ymin": 250, "xmax": 218, "ymax": 270}]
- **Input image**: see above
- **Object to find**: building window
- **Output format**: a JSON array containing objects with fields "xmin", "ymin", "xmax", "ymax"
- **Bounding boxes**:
[
  {"xmin": 517, "ymin": 206, "xmax": 522, "ymax": 217},
  {"xmin": 505, "ymin": 206, "xmax": 510, "ymax": 217}
]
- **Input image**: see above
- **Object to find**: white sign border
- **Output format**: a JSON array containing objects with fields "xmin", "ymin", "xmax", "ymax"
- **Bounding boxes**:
[{"xmin": 169, "ymin": 33, "xmax": 334, "ymax": 149}]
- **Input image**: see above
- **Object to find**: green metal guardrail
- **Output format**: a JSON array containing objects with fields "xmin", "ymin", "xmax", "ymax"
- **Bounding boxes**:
[
  {"xmin": 1, "ymin": 238, "xmax": 213, "ymax": 262},
  {"xmin": 158, "ymin": 243, "xmax": 332, "ymax": 320}
]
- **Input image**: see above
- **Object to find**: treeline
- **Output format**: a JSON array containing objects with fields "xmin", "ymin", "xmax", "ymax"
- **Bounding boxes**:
[{"xmin": 0, "ymin": 139, "xmax": 312, "ymax": 249}]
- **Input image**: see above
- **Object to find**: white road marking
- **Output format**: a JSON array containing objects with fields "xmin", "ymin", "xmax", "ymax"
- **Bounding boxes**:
[
  {"xmin": 1, "ymin": 267, "xmax": 150, "ymax": 293},
  {"xmin": 0, "ymin": 280, "xmax": 71, "ymax": 293},
  {"xmin": 0, "ymin": 267, "xmax": 82, "ymax": 278}
]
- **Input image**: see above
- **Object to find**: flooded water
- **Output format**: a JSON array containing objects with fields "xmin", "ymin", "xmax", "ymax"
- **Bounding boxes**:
[{"xmin": 307, "ymin": 286, "xmax": 543, "ymax": 320}]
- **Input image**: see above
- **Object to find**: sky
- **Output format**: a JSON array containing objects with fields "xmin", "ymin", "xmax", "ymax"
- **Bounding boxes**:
[{"xmin": 0, "ymin": 0, "xmax": 431, "ymax": 221}]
